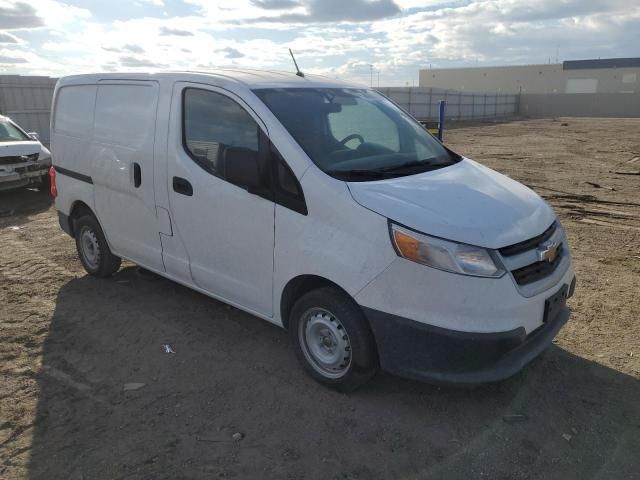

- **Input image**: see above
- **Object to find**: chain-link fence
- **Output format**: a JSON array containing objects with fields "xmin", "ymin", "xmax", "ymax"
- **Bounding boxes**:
[{"xmin": 377, "ymin": 87, "xmax": 519, "ymax": 122}]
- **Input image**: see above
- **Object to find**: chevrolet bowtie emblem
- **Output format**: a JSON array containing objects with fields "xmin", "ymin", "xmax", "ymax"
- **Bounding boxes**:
[{"xmin": 538, "ymin": 242, "xmax": 560, "ymax": 263}]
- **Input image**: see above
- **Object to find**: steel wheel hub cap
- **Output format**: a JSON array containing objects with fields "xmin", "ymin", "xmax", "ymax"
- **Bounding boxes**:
[
  {"xmin": 80, "ymin": 227, "xmax": 100, "ymax": 269},
  {"xmin": 299, "ymin": 308, "xmax": 352, "ymax": 379}
]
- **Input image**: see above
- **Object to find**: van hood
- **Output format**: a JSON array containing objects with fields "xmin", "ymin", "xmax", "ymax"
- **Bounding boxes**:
[
  {"xmin": 0, "ymin": 141, "xmax": 42, "ymax": 158},
  {"xmin": 346, "ymin": 158, "xmax": 555, "ymax": 249}
]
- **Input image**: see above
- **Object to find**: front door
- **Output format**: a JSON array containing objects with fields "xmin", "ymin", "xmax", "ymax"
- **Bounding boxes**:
[{"xmin": 166, "ymin": 83, "xmax": 275, "ymax": 316}]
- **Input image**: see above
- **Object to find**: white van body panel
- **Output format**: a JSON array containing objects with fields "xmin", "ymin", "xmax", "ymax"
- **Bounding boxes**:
[
  {"xmin": 273, "ymin": 168, "xmax": 397, "ymax": 320},
  {"xmin": 51, "ymin": 84, "xmax": 96, "ymax": 180},
  {"xmin": 92, "ymin": 81, "xmax": 164, "ymax": 272},
  {"xmin": 347, "ymin": 158, "xmax": 555, "ymax": 249},
  {"xmin": 50, "ymin": 171, "xmax": 94, "ymax": 219},
  {"xmin": 50, "ymin": 84, "xmax": 98, "ymax": 223},
  {"xmin": 165, "ymin": 81, "xmax": 276, "ymax": 316}
]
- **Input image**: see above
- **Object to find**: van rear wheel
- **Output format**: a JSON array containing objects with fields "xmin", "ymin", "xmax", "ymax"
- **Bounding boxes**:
[
  {"xmin": 74, "ymin": 215, "xmax": 121, "ymax": 277},
  {"xmin": 289, "ymin": 287, "xmax": 379, "ymax": 391}
]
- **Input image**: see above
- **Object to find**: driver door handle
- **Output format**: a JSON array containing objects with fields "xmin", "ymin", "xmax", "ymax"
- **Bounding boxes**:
[{"xmin": 173, "ymin": 176, "xmax": 193, "ymax": 196}]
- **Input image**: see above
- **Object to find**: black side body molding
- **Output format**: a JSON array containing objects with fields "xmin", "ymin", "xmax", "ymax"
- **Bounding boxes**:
[{"xmin": 54, "ymin": 166, "xmax": 93, "ymax": 184}]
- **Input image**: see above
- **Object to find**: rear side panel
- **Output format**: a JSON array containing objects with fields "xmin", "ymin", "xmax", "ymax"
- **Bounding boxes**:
[{"xmin": 51, "ymin": 84, "xmax": 97, "ymax": 216}]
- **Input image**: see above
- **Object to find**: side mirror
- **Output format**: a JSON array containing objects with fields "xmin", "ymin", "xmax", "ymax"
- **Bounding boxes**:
[
  {"xmin": 28, "ymin": 132, "xmax": 40, "ymax": 141},
  {"xmin": 222, "ymin": 147, "xmax": 262, "ymax": 190}
]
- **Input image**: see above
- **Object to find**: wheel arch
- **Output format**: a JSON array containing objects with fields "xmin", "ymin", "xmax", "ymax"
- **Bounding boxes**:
[
  {"xmin": 68, "ymin": 200, "xmax": 96, "ymax": 236},
  {"xmin": 280, "ymin": 275, "xmax": 356, "ymax": 330}
]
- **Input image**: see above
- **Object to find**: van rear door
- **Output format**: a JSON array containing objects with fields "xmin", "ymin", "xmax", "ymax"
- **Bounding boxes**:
[
  {"xmin": 166, "ymin": 83, "xmax": 275, "ymax": 316},
  {"xmin": 92, "ymin": 81, "xmax": 164, "ymax": 271}
]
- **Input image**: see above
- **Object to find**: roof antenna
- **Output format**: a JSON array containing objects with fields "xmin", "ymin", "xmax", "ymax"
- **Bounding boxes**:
[{"xmin": 289, "ymin": 48, "xmax": 304, "ymax": 77}]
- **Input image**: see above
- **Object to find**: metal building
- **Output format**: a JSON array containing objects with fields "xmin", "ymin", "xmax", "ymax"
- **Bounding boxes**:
[
  {"xmin": 419, "ymin": 58, "xmax": 640, "ymax": 95},
  {"xmin": 0, "ymin": 75, "xmax": 57, "ymax": 145}
]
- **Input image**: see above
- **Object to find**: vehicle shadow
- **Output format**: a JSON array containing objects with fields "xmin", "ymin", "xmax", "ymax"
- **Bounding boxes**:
[
  {"xmin": 28, "ymin": 268, "xmax": 639, "ymax": 479},
  {"xmin": 0, "ymin": 188, "xmax": 52, "ymax": 228}
]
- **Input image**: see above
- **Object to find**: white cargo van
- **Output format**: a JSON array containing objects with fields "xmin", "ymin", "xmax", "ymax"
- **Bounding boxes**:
[{"xmin": 50, "ymin": 70, "xmax": 576, "ymax": 390}]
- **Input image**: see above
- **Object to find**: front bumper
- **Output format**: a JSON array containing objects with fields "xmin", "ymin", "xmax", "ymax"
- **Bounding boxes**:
[
  {"xmin": 363, "ymin": 289, "xmax": 571, "ymax": 385},
  {"xmin": 0, "ymin": 160, "xmax": 50, "ymax": 191},
  {"xmin": 355, "ymin": 254, "xmax": 576, "ymax": 385}
]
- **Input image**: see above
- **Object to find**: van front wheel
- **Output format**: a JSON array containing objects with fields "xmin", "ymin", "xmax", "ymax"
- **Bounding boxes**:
[
  {"xmin": 74, "ymin": 215, "xmax": 121, "ymax": 277},
  {"xmin": 289, "ymin": 287, "xmax": 379, "ymax": 391}
]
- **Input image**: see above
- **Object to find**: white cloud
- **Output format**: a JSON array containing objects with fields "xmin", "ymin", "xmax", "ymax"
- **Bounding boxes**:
[
  {"xmin": 0, "ymin": 0, "xmax": 638, "ymax": 85},
  {"xmin": 136, "ymin": 0, "xmax": 164, "ymax": 6},
  {"xmin": 0, "ymin": 1, "xmax": 44, "ymax": 29},
  {"xmin": 0, "ymin": 31, "xmax": 20, "ymax": 43}
]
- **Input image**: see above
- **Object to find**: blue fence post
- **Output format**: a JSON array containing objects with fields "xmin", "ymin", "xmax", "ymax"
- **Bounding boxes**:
[{"xmin": 438, "ymin": 100, "xmax": 446, "ymax": 141}]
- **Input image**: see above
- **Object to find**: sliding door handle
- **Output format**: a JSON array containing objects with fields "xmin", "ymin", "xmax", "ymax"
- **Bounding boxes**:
[
  {"xmin": 132, "ymin": 162, "xmax": 141, "ymax": 188},
  {"xmin": 172, "ymin": 176, "xmax": 193, "ymax": 196}
]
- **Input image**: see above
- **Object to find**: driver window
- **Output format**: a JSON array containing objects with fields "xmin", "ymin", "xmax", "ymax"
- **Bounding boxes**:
[
  {"xmin": 183, "ymin": 88, "xmax": 259, "ymax": 177},
  {"xmin": 328, "ymin": 101, "xmax": 400, "ymax": 152}
]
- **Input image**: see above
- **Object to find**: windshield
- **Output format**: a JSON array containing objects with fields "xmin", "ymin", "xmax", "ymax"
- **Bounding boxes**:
[
  {"xmin": 0, "ymin": 119, "xmax": 30, "ymax": 142},
  {"xmin": 254, "ymin": 88, "xmax": 459, "ymax": 181}
]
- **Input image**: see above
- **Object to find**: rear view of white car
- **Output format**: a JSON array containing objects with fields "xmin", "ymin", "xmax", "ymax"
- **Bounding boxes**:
[
  {"xmin": 0, "ymin": 115, "xmax": 51, "ymax": 192},
  {"xmin": 50, "ymin": 70, "xmax": 576, "ymax": 391}
]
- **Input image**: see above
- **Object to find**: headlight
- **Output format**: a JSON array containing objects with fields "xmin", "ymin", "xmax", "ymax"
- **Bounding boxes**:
[{"xmin": 390, "ymin": 223, "xmax": 504, "ymax": 277}]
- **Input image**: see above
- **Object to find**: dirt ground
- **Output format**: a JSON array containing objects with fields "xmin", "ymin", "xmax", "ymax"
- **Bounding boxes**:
[{"xmin": 1, "ymin": 118, "xmax": 639, "ymax": 479}]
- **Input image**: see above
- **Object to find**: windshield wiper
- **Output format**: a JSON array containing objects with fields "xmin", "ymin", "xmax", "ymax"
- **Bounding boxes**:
[
  {"xmin": 325, "ymin": 169, "xmax": 403, "ymax": 179},
  {"xmin": 379, "ymin": 159, "xmax": 446, "ymax": 173},
  {"xmin": 326, "ymin": 159, "xmax": 452, "ymax": 180}
]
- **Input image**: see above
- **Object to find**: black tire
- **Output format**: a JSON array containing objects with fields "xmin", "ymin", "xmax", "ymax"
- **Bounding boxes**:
[
  {"xmin": 74, "ymin": 214, "xmax": 121, "ymax": 277},
  {"xmin": 37, "ymin": 173, "xmax": 50, "ymax": 193},
  {"xmin": 289, "ymin": 286, "xmax": 379, "ymax": 391}
]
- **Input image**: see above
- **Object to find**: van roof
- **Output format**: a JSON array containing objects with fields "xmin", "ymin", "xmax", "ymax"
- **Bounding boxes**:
[{"xmin": 57, "ymin": 68, "xmax": 365, "ymax": 90}]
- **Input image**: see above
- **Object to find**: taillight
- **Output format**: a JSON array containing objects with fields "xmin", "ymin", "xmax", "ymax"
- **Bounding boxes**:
[{"xmin": 49, "ymin": 166, "xmax": 57, "ymax": 198}]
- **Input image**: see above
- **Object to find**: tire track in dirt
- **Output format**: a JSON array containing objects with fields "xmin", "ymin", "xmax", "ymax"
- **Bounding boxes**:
[
  {"xmin": 0, "ymin": 227, "xmax": 80, "ymax": 477},
  {"xmin": 0, "ymin": 233, "xmax": 77, "ymax": 282}
]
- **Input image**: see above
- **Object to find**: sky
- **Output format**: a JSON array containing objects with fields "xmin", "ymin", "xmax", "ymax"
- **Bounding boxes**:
[{"xmin": 0, "ymin": 0, "xmax": 639, "ymax": 85}]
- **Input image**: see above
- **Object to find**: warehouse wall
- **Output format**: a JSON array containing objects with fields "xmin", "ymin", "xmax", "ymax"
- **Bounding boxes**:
[
  {"xmin": 520, "ymin": 93, "xmax": 640, "ymax": 118},
  {"xmin": 377, "ymin": 87, "xmax": 518, "ymax": 121},
  {"xmin": 0, "ymin": 75, "xmax": 57, "ymax": 145},
  {"xmin": 419, "ymin": 63, "xmax": 640, "ymax": 95}
]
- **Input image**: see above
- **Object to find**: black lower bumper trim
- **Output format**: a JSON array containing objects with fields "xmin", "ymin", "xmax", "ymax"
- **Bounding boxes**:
[
  {"xmin": 363, "ymin": 299, "xmax": 571, "ymax": 385},
  {"xmin": 58, "ymin": 211, "xmax": 73, "ymax": 237}
]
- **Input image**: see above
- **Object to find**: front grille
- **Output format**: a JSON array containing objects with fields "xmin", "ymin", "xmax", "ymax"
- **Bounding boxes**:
[
  {"xmin": 499, "ymin": 222, "xmax": 557, "ymax": 257},
  {"xmin": 0, "ymin": 153, "xmax": 39, "ymax": 166},
  {"xmin": 511, "ymin": 244, "xmax": 564, "ymax": 285},
  {"xmin": 498, "ymin": 221, "xmax": 566, "ymax": 289}
]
